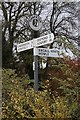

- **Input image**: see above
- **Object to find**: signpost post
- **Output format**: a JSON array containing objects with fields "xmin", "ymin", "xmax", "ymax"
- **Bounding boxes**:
[
  {"xmin": 33, "ymin": 33, "xmax": 54, "ymax": 92},
  {"xmin": 29, "ymin": 15, "xmax": 42, "ymax": 92},
  {"xmin": 17, "ymin": 15, "xmax": 54, "ymax": 92},
  {"xmin": 33, "ymin": 47, "xmax": 38, "ymax": 92}
]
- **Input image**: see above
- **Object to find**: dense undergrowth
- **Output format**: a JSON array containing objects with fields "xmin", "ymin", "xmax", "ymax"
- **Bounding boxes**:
[{"xmin": 2, "ymin": 59, "xmax": 80, "ymax": 119}]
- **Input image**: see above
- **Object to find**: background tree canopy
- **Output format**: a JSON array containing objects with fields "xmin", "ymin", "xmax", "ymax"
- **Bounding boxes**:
[
  {"xmin": 1, "ymin": 1, "xmax": 79, "ymax": 77},
  {"xmin": 1, "ymin": 2, "xmax": 52, "ymax": 77}
]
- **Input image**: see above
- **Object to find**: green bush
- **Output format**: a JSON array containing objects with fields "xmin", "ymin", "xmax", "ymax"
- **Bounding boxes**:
[{"xmin": 2, "ymin": 69, "xmax": 79, "ymax": 119}]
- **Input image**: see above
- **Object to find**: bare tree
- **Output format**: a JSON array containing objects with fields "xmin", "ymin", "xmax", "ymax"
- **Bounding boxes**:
[
  {"xmin": 50, "ymin": 2, "xmax": 79, "ymax": 48},
  {"xmin": 1, "ymin": 1, "xmax": 52, "ymax": 77}
]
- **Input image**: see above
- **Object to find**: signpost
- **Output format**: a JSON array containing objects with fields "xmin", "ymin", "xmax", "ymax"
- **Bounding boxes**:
[
  {"xmin": 17, "ymin": 33, "xmax": 54, "ymax": 92},
  {"xmin": 17, "ymin": 15, "xmax": 54, "ymax": 92},
  {"xmin": 17, "ymin": 33, "xmax": 54, "ymax": 52},
  {"xmin": 16, "ymin": 14, "xmax": 74, "ymax": 93},
  {"xmin": 34, "ymin": 33, "xmax": 54, "ymax": 47},
  {"xmin": 17, "ymin": 40, "xmax": 33, "ymax": 53},
  {"xmin": 34, "ymin": 47, "xmax": 64, "ymax": 58}
]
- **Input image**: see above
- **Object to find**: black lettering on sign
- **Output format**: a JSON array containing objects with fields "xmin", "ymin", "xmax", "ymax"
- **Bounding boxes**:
[
  {"xmin": 18, "ymin": 46, "xmax": 26, "ymax": 51},
  {"xmin": 18, "ymin": 42, "xmax": 30, "ymax": 48},
  {"xmin": 37, "ymin": 40, "xmax": 47, "ymax": 45},
  {"xmin": 38, "ymin": 49, "xmax": 49, "ymax": 56},
  {"xmin": 37, "ymin": 36, "xmax": 48, "ymax": 42},
  {"xmin": 52, "ymin": 50, "xmax": 55, "ymax": 52}
]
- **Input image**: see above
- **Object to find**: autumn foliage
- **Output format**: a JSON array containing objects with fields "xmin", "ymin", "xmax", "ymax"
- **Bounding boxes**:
[{"xmin": 2, "ymin": 57, "xmax": 80, "ymax": 119}]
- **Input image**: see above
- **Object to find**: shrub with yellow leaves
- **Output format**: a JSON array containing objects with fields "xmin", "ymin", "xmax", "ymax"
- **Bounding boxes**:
[{"xmin": 2, "ymin": 69, "xmax": 78, "ymax": 119}]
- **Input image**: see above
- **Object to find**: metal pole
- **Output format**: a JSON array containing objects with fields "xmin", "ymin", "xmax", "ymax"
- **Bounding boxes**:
[
  {"xmin": 34, "ymin": 50, "xmax": 38, "ymax": 92},
  {"xmin": 33, "ymin": 34, "xmax": 39, "ymax": 92}
]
